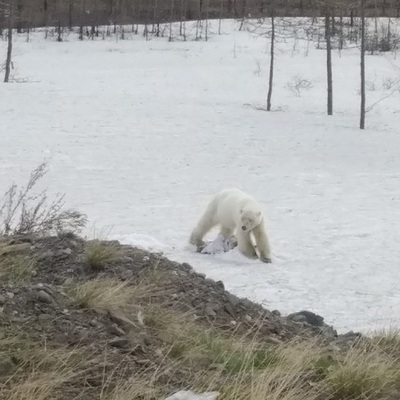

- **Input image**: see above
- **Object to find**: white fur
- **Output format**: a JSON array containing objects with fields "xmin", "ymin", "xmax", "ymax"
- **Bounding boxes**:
[{"xmin": 189, "ymin": 188, "xmax": 272, "ymax": 263}]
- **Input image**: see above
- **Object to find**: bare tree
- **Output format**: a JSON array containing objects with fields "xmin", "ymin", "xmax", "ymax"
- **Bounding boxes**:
[
  {"xmin": 267, "ymin": 11, "xmax": 275, "ymax": 111},
  {"xmin": 325, "ymin": 8, "xmax": 333, "ymax": 115},
  {"xmin": 205, "ymin": 0, "xmax": 209, "ymax": 41},
  {"xmin": 179, "ymin": 0, "xmax": 187, "ymax": 40},
  {"xmin": 4, "ymin": 0, "xmax": 14, "ymax": 83},
  {"xmin": 78, "ymin": 0, "xmax": 86, "ymax": 40},
  {"xmin": 169, "ymin": 0, "xmax": 174, "ymax": 41},
  {"xmin": 152, "ymin": 0, "xmax": 159, "ymax": 37},
  {"xmin": 218, "ymin": 0, "xmax": 223, "ymax": 34},
  {"xmin": 360, "ymin": 0, "xmax": 366, "ymax": 129}
]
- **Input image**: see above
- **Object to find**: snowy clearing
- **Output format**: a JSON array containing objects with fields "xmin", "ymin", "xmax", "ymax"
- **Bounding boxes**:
[{"xmin": 1, "ymin": 19, "xmax": 400, "ymax": 334}]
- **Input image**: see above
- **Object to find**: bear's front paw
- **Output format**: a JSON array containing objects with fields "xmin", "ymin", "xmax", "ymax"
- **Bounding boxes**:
[{"xmin": 260, "ymin": 256, "xmax": 272, "ymax": 264}]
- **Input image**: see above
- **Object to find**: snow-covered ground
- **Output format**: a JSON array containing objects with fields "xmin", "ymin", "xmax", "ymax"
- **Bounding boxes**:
[{"xmin": 1, "ymin": 19, "xmax": 400, "ymax": 334}]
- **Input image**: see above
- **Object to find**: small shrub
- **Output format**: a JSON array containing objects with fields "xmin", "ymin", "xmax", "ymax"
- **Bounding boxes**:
[
  {"xmin": 314, "ymin": 355, "xmax": 336, "ymax": 378},
  {"xmin": 322, "ymin": 344, "xmax": 400, "ymax": 399},
  {"xmin": 382, "ymin": 77, "xmax": 396, "ymax": 91},
  {"xmin": 286, "ymin": 75, "xmax": 313, "ymax": 97},
  {"xmin": 370, "ymin": 328, "xmax": 400, "ymax": 357},
  {"xmin": 68, "ymin": 277, "xmax": 136, "ymax": 311},
  {"xmin": 84, "ymin": 240, "xmax": 122, "ymax": 269},
  {"xmin": 0, "ymin": 255, "xmax": 35, "ymax": 283},
  {"xmin": 0, "ymin": 162, "xmax": 87, "ymax": 236}
]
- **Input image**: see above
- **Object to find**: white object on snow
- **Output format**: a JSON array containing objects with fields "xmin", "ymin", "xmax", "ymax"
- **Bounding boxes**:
[
  {"xmin": 201, "ymin": 234, "xmax": 237, "ymax": 254},
  {"xmin": 164, "ymin": 390, "xmax": 220, "ymax": 400}
]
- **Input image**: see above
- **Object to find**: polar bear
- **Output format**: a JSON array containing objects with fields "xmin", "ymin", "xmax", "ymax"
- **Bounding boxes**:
[{"xmin": 189, "ymin": 188, "xmax": 272, "ymax": 263}]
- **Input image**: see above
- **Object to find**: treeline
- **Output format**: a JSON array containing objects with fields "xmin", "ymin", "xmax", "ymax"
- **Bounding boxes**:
[{"xmin": 1, "ymin": 0, "xmax": 400, "ymax": 33}]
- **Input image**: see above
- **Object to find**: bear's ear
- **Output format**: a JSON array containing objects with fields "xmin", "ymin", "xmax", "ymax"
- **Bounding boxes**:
[
  {"xmin": 256, "ymin": 211, "xmax": 261, "ymax": 216},
  {"xmin": 240, "ymin": 209, "xmax": 243, "ymax": 214}
]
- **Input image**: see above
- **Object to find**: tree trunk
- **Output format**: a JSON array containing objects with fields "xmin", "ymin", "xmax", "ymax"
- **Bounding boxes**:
[
  {"xmin": 16, "ymin": 0, "xmax": 22, "ymax": 33},
  {"xmin": 218, "ymin": 0, "xmax": 223, "ymax": 34},
  {"xmin": 68, "ymin": 0, "xmax": 73, "ymax": 30},
  {"xmin": 79, "ymin": 0, "xmax": 85, "ymax": 40},
  {"xmin": 360, "ymin": 0, "xmax": 366, "ymax": 130},
  {"xmin": 169, "ymin": 0, "xmax": 174, "ymax": 41},
  {"xmin": 205, "ymin": 0, "xmax": 209, "ymax": 41},
  {"xmin": 4, "ymin": 0, "xmax": 14, "ymax": 83},
  {"xmin": 267, "ymin": 13, "xmax": 275, "ymax": 111},
  {"xmin": 44, "ymin": 0, "xmax": 48, "ymax": 38},
  {"xmin": 325, "ymin": 11, "xmax": 333, "ymax": 116}
]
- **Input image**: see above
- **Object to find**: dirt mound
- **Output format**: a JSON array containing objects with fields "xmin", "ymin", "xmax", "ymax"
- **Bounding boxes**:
[{"xmin": 0, "ymin": 234, "xmax": 358, "ymax": 399}]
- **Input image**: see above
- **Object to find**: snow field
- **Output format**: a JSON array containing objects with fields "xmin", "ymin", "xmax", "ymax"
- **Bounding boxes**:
[{"xmin": 1, "ymin": 19, "xmax": 400, "ymax": 333}]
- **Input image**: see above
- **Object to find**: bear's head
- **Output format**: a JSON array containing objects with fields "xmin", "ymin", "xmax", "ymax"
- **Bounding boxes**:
[{"xmin": 239, "ymin": 209, "xmax": 262, "ymax": 232}]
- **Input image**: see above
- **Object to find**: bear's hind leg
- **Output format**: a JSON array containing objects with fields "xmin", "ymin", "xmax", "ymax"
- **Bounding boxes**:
[{"xmin": 236, "ymin": 229, "xmax": 257, "ymax": 259}]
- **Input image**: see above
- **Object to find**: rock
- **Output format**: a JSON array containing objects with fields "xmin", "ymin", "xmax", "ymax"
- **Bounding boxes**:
[
  {"xmin": 54, "ymin": 333, "xmax": 69, "ymax": 345},
  {"xmin": 265, "ymin": 336, "xmax": 283, "ymax": 345},
  {"xmin": 317, "ymin": 325, "xmax": 338, "ymax": 340},
  {"xmin": 224, "ymin": 304, "xmax": 236, "ymax": 318},
  {"xmin": 109, "ymin": 337, "xmax": 130, "ymax": 349},
  {"xmin": 182, "ymin": 262, "xmax": 193, "ymax": 271},
  {"xmin": 38, "ymin": 314, "xmax": 52, "ymax": 322},
  {"xmin": 332, "ymin": 331, "xmax": 362, "ymax": 348},
  {"xmin": 204, "ymin": 304, "xmax": 217, "ymax": 317},
  {"xmin": 56, "ymin": 248, "xmax": 73, "ymax": 257},
  {"xmin": 287, "ymin": 311, "xmax": 324, "ymax": 327},
  {"xmin": 109, "ymin": 324, "xmax": 126, "ymax": 336},
  {"xmin": 36, "ymin": 290, "xmax": 53, "ymax": 304},
  {"xmin": 215, "ymin": 281, "xmax": 225, "ymax": 290},
  {"xmin": 0, "ymin": 357, "xmax": 16, "ymax": 376},
  {"xmin": 121, "ymin": 270, "xmax": 134, "ymax": 280},
  {"xmin": 108, "ymin": 310, "xmax": 138, "ymax": 331},
  {"xmin": 37, "ymin": 250, "xmax": 55, "ymax": 261},
  {"xmin": 6, "ymin": 292, "xmax": 14, "ymax": 299},
  {"xmin": 0, "ymin": 295, "xmax": 6, "ymax": 305},
  {"xmin": 192, "ymin": 298, "xmax": 203, "ymax": 308},
  {"xmin": 226, "ymin": 293, "xmax": 240, "ymax": 308}
]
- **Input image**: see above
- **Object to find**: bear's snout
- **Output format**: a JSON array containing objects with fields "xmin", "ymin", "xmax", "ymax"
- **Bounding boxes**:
[{"xmin": 241, "ymin": 226, "xmax": 247, "ymax": 231}]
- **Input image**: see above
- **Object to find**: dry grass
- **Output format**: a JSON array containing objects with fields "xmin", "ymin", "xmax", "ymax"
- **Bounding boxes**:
[
  {"xmin": 370, "ymin": 327, "xmax": 400, "ymax": 355},
  {"xmin": 0, "ymin": 254, "xmax": 35, "ymax": 283},
  {"xmin": 84, "ymin": 240, "xmax": 124, "ymax": 269},
  {"xmin": 3, "ymin": 269, "xmax": 400, "ymax": 400},
  {"xmin": 322, "ymin": 341, "xmax": 400, "ymax": 399},
  {"xmin": 144, "ymin": 306, "xmax": 279, "ymax": 375},
  {"xmin": 103, "ymin": 375, "xmax": 162, "ymax": 400},
  {"xmin": 0, "ymin": 335, "xmax": 90, "ymax": 400},
  {"xmin": 2, "ymin": 313, "xmax": 400, "ymax": 400},
  {"xmin": 67, "ymin": 277, "xmax": 148, "ymax": 312}
]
